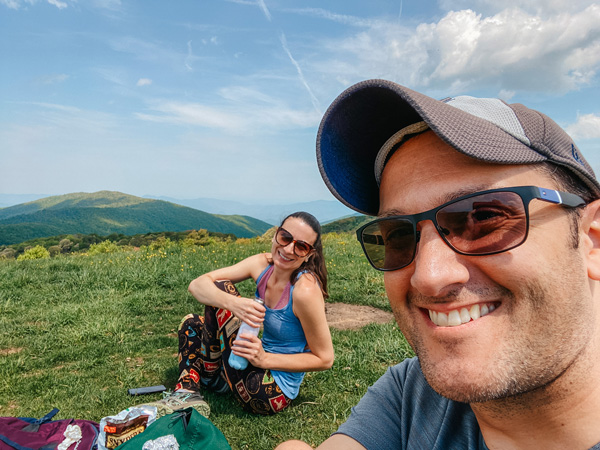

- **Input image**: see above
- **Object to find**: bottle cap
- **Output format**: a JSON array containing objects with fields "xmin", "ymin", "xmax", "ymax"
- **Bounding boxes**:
[{"xmin": 254, "ymin": 296, "xmax": 265, "ymax": 305}]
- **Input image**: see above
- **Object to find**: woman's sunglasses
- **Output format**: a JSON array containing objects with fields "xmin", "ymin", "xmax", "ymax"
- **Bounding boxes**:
[
  {"xmin": 275, "ymin": 227, "xmax": 314, "ymax": 257},
  {"xmin": 356, "ymin": 186, "xmax": 585, "ymax": 271}
]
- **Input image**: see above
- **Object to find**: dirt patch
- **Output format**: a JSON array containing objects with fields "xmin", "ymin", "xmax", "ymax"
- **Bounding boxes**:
[
  {"xmin": 325, "ymin": 302, "xmax": 394, "ymax": 330},
  {"xmin": 0, "ymin": 347, "xmax": 23, "ymax": 356},
  {"xmin": 125, "ymin": 356, "xmax": 145, "ymax": 369}
]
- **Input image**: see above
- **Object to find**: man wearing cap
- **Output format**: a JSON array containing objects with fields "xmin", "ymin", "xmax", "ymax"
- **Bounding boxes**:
[{"xmin": 276, "ymin": 79, "xmax": 600, "ymax": 450}]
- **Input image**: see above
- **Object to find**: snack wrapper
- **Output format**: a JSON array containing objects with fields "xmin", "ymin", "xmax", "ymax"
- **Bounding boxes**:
[{"xmin": 98, "ymin": 405, "xmax": 157, "ymax": 450}]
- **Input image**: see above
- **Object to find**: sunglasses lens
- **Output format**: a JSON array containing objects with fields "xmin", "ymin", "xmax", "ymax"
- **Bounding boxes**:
[
  {"xmin": 360, "ymin": 219, "xmax": 416, "ymax": 270},
  {"xmin": 276, "ymin": 228, "xmax": 293, "ymax": 246},
  {"xmin": 436, "ymin": 191, "xmax": 527, "ymax": 254},
  {"xmin": 294, "ymin": 241, "xmax": 311, "ymax": 257}
]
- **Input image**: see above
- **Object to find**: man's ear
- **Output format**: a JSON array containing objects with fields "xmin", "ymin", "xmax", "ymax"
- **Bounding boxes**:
[{"xmin": 580, "ymin": 200, "xmax": 600, "ymax": 280}]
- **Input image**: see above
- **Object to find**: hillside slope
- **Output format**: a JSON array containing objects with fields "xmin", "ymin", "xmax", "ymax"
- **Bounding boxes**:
[
  {"xmin": 0, "ymin": 191, "xmax": 271, "ymax": 245},
  {"xmin": 322, "ymin": 215, "xmax": 370, "ymax": 234}
]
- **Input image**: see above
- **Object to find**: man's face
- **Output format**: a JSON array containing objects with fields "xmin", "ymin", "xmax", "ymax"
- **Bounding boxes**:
[{"xmin": 379, "ymin": 131, "xmax": 595, "ymax": 404}]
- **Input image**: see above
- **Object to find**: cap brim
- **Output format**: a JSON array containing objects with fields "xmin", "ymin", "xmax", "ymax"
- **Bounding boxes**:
[{"xmin": 316, "ymin": 79, "xmax": 546, "ymax": 216}]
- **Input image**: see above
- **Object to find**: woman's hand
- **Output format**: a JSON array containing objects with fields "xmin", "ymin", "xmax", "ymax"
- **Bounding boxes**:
[
  {"xmin": 231, "ymin": 334, "xmax": 268, "ymax": 368},
  {"xmin": 231, "ymin": 297, "xmax": 266, "ymax": 328}
]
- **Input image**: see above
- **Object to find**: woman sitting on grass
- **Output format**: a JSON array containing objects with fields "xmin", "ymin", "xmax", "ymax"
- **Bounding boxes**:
[{"xmin": 144, "ymin": 211, "xmax": 334, "ymax": 416}]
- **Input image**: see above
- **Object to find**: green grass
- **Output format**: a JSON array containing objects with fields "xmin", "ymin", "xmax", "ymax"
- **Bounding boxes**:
[{"xmin": 0, "ymin": 233, "xmax": 413, "ymax": 449}]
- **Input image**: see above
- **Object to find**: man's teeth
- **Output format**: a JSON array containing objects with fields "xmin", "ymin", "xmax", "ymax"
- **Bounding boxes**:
[{"xmin": 428, "ymin": 303, "xmax": 496, "ymax": 327}]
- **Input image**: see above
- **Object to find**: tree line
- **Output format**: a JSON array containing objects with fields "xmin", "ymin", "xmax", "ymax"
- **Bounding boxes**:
[{"xmin": 0, "ymin": 229, "xmax": 237, "ymax": 260}]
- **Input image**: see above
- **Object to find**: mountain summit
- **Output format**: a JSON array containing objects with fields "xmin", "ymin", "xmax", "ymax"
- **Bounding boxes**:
[{"xmin": 0, "ymin": 191, "xmax": 271, "ymax": 245}]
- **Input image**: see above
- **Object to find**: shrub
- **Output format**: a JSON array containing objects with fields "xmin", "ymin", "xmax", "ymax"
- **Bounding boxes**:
[
  {"xmin": 87, "ymin": 240, "xmax": 120, "ymax": 255},
  {"xmin": 59, "ymin": 238, "xmax": 73, "ymax": 253},
  {"xmin": 182, "ymin": 229, "xmax": 214, "ymax": 247},
  {"xmin": 0, "ymin": 248, "xmax": 16, "ymax": 260},
  {"xmin": 17, "ymin": 245, "xmax": 50, "ymax": 261},
  {"xmin": 148, "ymin": 237, "xmax": 174, "ymax": 250},
  {"xmin": 235, "ymin": 237, "xmax": 257, "ymax": 245}
]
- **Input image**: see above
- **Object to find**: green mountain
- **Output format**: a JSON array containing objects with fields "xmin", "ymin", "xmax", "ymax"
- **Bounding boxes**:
[
  {"xmin": 0, "ymin": 191, "xmax": 272, "ymax": 245},
  {"xmin": 322, "ymin": 214, "xmax": 370, "ymax": 234}
]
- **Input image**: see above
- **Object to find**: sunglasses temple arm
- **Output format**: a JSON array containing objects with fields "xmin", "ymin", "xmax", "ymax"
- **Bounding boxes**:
[{"xmin": 536, "ymin": 188, "xmax": 585, "ymax": 207}]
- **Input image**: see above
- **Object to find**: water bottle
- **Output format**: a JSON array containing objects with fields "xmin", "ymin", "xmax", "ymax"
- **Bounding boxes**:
[{"xmin": 228, "ymin": 296, "xmax": 264, "ymax": 370}]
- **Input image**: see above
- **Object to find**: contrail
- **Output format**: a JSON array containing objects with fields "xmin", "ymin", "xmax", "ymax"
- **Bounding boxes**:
[
  {"xmin": 279, "ymin": 32, "xmax": 321, "ymax": 115},
  {"xmin": 256, "ymin": 0, "xmax": 272, "ymax": 21},
  {"xmin": 185, "ymin": 40, "xmax": 193, "ymax": 71},
  {"xmin": 251, "ymin": 0, "xmax": 321, "ymax": 114}
]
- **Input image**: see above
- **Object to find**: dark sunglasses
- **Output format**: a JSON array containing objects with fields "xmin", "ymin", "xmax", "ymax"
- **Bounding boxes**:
[
  {"xmin": 275, "ymin": 227, "xmax": 315, "ymax": 257},
  {"xmin": 356, "ymin": 186, "xmax": 585, "ymax": 271}
]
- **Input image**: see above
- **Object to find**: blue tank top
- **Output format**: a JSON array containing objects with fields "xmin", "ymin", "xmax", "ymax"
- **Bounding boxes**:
[{"xmin": 255, "ymin": 265, "xmax": 309, "ymax": 399}]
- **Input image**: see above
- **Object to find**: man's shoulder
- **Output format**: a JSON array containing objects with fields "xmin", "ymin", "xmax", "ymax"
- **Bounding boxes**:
[
  {"xmin": 387, "ymin": 355, "xmax": 421, "ymax": 376},
  {"xmin": 384, "ymin": 357, "xmax": 475, "ymax": 419},
  {"xmin": 378, "ymin": 356, "xmax": 428, "ymax": 390},
  {"xmin": 336, "ymin": 357, "xmax": 483, "ymax": 450},
  {"xmin": 374, "ymin": 357, "xmax": 444, "ymax": 407}
]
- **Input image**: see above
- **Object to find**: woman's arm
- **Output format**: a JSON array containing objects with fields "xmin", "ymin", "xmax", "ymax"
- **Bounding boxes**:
[
  {"xmin": 234, "ymin": 273, "xmax": 334, "ymax": 372},
  {"xmin": 188, "ymin": 253, "xmax": 269, "ymax": 327}
]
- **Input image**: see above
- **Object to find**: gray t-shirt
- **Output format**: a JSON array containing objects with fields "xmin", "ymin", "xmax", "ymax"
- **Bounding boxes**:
[{"xmin": 336, "ymin": 357, "xmax": 600, "ymax": 450}]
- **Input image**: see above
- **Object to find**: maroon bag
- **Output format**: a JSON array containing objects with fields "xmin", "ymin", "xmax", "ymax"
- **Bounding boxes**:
[{"xmin": 0, "ymin": 408, "xmax": 99, "ymax": 450}]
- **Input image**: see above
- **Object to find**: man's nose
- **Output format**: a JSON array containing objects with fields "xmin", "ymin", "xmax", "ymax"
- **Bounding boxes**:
[{"xmin": 409, "ymin": 221, "xmax": 470, "ymax": 297}]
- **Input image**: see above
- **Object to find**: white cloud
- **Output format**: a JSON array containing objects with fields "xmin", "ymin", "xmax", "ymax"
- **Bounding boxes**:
[
  {"xmin": 94, "ymin": 67, "xmax": 128, "ymax": 86},
  {"xmin": 202, "ymin": 36, "xmax": 219, "ymax": 45},
  {"xmin": 135, "ymin": 97, "xmax": 319, "ymax": 133},
  {"xmin": 1, "ymin": 0, "xmax": 119, "ymax": 9},
  {"xmin": 566, "ymin": 113, "xmax": 600, "ymax": 140},
  {"xmin": 39, "ymin": 73, "xmax": 69, "ymax": 85},
  {"xmin": 285, "ymin": 7, "xmax": 375, "ymax": 27},
  {"xmin": 136, "ymin": 78, "xmax": 152, "ymax": 87},
  {"xmin": 311, "ymin": 4, "xmax": 600, "ymax": 94},
  {"xmin": 47, "ymin": 0, "xmax": 67, "ymax": 8},
  {"xmin": 498, "ymin": 89, "xmax": 516, "ymax": 101},
  {"xmin": 90, "ymin": 0, "xmax": 121, "ymax": 10},
  {"xmin": 423, "ymin": 5, "xmax": 600, "ymax": 92},
  {"xmin": 24, "ymin": 102, "xmax": 119, "ymax": 134},
  {"xmin": 0, "ymin": 0, "xmax": 22, "ymax": 8},
  {"xmin": 439, "ymin": 0, "xmax": 595, "ymax": 17},
  {"xmin": 218, "ymin": 86, "xmax": 276, "ymax": 104}
]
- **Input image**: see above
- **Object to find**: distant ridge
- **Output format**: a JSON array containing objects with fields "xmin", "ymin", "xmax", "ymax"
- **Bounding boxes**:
[
  {"xmin": 321, "ymin": 215, "xmax": 371, "ymax": 234},
  {"xmin": 145, "ymin": 195, "xmax": 358, "ymax": 225},
  {"xmin": 0, "ymin": 191, "xmax": 272, "ymax": 245}
]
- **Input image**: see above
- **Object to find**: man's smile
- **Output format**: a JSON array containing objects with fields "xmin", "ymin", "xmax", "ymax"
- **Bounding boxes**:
[{"xmin": 426, "ymin": 302, "xmax": 498, "ymax": 327}]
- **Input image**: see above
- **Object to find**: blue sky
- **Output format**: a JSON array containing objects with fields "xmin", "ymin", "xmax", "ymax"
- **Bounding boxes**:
[{"xmin": 1, "ymin": 0, "xmax": 599, "ymax": 204}]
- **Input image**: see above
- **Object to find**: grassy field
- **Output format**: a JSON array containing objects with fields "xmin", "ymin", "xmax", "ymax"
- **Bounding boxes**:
[{"xmin": 0, "ymin": 233, "xmax": 413, "ymax": 449}]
